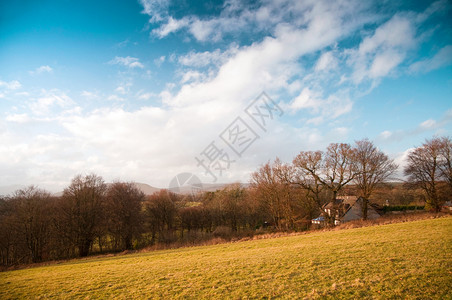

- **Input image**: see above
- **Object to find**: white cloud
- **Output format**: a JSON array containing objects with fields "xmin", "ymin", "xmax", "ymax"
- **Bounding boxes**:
[
  {"xmin": 107, "ymin": 95, "xmax": 125, "ymax": 101},
  {"xmin": 0, "ymin": 80, "xmax": 21, "ymax": 90},
  {"xmin": 137, "ymin": 92, "xmax": 155, "ymax": 100},
  {"xmin": 143, "ymin": 0, "xmax": 372, "ymax": 42},
  {"xmin": 114, "ymin": 39, "xmax": 129, "ymax": 48},
  {"xmin": 410, "ymin": 45, "xmax": 452, "ymax": 73},
  {"xmin": 115, "ymin": 86, "xmax": 127, "ymax": 94},
  {"xmin": 377, "ymin": 112, "xmax": 452, "ymax": 143},
  {"xmin": 152, "ymin": 16, "xmax": 190, "ymax": 38},
  {"xmin": 180, "ymin": 70, "xmax": 203, "ymax": 84},
  {"xmin": 415, "ymin": 0, "xmax": 449, "ymax": 23},
  {"xmin": 348, "ymin": 14, "xmax": 416, "ymax": 83},
  {"xmin": 166, "ymin": 5, "xmax": 355, "ymax": 108},
  {"xmin": 392, "ymin": 148, "xmax": 414, "ymax": 179},
  {"xmin": 379, "ymin": 130, "xmax": 393, "ymax": 139},
  {"xmin": 290, "ymin": 88, "xmax": 321, "ymax": 111},
  {"xmin": 178, "ymin": 46, "xmax": 238, "ymax": 68},
  {"xmin": 29, "ymin": 65, "xmax": 53, "ymax": 75},
  {"xmin": 420, "ymin": 119, "xmax": 436, "ymax": 129},
  {"xmin": 81, "ymin": 90, "xmax": 99, "ymax": 99},
  {"xmin": 154, "ymin": 55, "xmax": 166, "ymax": 66},
  {"xmin": 15, "ymin": 91, "xmax": 30, "ymax": 97},
  {"xmin": 315, "ymin": 51, "xmax": 338, "ymax": 72},
  {"xmin": 3, "ymin": 0, "xmax": 450, "ymax": 191},
  {"xmin": 109, "ymin": 56, "xmax": 144, "ymax": 68},
  {"xmin": 289, "ymin": 88, "xmax": 352, "ymax": 124},
  {"xmin": 368, "ymin": 50, "xmax": 405, "ymax": 78},
  {"xmin": 139, "ymin": 0, "xmax": 168, "ymax": 22},
  {"xmin": 30, "ymin": 90, "xmax": 74, "ymax": 115},
  {"xmin": 5, "ymin": 113, "xmax": 32, "ymax": 123},
  {"xmin": 332, "ymin": 127, "xmax": 349, "ymax": 137}
]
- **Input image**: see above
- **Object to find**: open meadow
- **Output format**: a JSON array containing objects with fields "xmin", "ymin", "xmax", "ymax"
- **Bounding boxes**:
[{"xmin": 1, "ymin": 216, "xmax": 451, "ymax": 299}]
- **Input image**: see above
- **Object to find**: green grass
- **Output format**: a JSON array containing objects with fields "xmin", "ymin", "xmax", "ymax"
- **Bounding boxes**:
[{"xmin": 1, "ymin": 217, "xmax": 451, "ymax": 299}]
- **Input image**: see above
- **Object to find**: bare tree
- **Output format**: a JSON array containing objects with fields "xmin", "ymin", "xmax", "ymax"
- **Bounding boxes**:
[
  {"xmin": 105, "ymin": 182, "xmax": 145, "ymax": 251},
  {"xmin": 0, "ymin": 196, "xmax": 19, "ymax": 265},
  {"xmin": 145, "ymin": 190, "xmax": 178, "ymax": 244},
  {"xmin": 404, "ymin": 138, "xmax": 444, "ymax": 212},
  {"xmin": 251, "ymin": 158, "xmax": 296, "ymax": 229},
  {"xmin": 60, "ymin": 174, "xmax": 107, "ymax": 257},
  {"xmin": 292, "ymin": 151, "xmax": 326, "ymax": 210},
  {"xmin": 438, "ymin": 136, "xmax": 452, "ymax": 189},
  {"xmin": 323, "ymin": 143, "xmax": 357, "ymax": 201},
  {"xmin": 218, "ymin": 183, "xmax": 249, "ymax": 232},
  {"xmin": 12, "ymin": 186, "xmax": 53, "ymax": 263},
  {"xmin": 291, "ymin": 143, "xmax": 356, "ymax": 224},
  {"xmin": 353, "ymin": 139, "xmax": 398, "ymax": 219}
]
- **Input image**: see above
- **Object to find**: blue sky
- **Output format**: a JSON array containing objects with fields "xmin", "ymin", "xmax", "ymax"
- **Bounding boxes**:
[{"xmin": 0, "ymin": 0, "xmax": 451, "ymax": 192}]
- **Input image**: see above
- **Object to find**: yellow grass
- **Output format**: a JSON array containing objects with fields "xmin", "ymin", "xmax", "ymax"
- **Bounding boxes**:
[{"xmin": 1, "ymin": 216, "xmax": 451, "ymax": 299}]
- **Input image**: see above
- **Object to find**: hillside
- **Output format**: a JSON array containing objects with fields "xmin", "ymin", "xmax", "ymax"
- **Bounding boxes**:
[
  {"xmin": 1, "ymin": 217, "xmax": 451, "ymax": 299},
  {"xmin": 42, "ymin": 182, "xmax": 235, "ymax": 198}
]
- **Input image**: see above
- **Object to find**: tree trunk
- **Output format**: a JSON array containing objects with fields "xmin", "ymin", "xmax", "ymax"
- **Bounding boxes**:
[
  {"xmin": 362, "ymin": 198, "xmax": 368, "ymax": 220},
  {"xmin": 78, "ymin": 239, "xmax": 91, "ymax": 257}
]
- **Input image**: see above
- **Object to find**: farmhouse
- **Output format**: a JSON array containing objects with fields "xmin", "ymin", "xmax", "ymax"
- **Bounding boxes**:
[{"xmin": 314, "ymin": 196, "xmax": 380, "ymax": 226}]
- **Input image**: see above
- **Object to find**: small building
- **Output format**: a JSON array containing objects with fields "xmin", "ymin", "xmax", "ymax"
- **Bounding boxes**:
[
  {"xmin": 339, "ymin": 197, "xmax": 380, "ymax": 225},
  {"xmin": 442, "ymin": 201, "xmax": 452, "ymax": 211},
  {"xmin": 312, "ymin": 196, "xmax": 380, "ymax": 226},
  {"xmin": 311, "ymin": 216, "xmax": 325, "ymax": 225}
]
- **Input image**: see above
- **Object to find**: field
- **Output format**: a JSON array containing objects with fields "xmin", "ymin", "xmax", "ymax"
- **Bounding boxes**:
[{"xmin": 1, "ymin": 217, "xmax": 451, "ymax": 299}]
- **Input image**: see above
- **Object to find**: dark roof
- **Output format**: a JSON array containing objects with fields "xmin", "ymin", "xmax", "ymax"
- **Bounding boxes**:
[{"xmin": 323, "ymin": 196, "xmax": 357, "ymax": 210}]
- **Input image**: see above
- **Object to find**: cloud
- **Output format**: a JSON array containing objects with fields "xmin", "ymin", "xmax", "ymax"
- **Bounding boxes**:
[
  {"xmin": 377, "ymin": 111, "xmax": 452, "ymax": 143},
  {"xmin": 154, "ymin": 55, "xmax": 166, "ymax": 66},
  {"xmin": 114, "ymin": 39, "xmax": 129, "ymax": 48},
  {"xmin": 419, "ymin": 119, "xmax": 436, "ymax": 129},
  {"xmin": 315, "ymin": 51, "xmax": 338, "ymax": 72},
  {"xmin": 108, "ymin": 56, "xmax": 144, "ymax": 68},
  {"xmin": 165, "ymin": 0, "xmax": 362, "ymax": 108},
  {"xmin": 81, "ymin": 90, "xmax": 99, "ymax": 99},
  {"xmin": 139, "ymin": 0, "xmax": 168, "ymax": 22},
  {"xmin": 107, "ymin": 95, "xmax": 125, "ymax": 101},
  {"xmin": 29, "ymin": 65, "xmax": 53, "ymax": 75},
  {"xmin": 178, "ymin": 46, "xmax": 238, "ymax": 68},
  {"xmin": 348, "ymin": 14, "xmax": 416, "ymax": 83},
  {"xmin": 410, "ymin": 45, "xmax": 452, "ymax": 73},
  {"xmin": 29, "ymin": 89, "xmax": 75, "ymax": 115},
  {"xmin": 137, "ymin": 91, "xmax": 155, "ymax": 100},
  {"xmin": 2, "ymin": 0, "xmax": 450, "ymax": 191},
  {"xmin": 0, "ymin": 80, "xmax": 21, "ymax": 90},
  {"xmin": 290, "ymin": 88, "xmax": 321, "ymax": 111},
  {"xmin": 152, "ymin": 16, "xmax": 190, "ymax": 38},
  {"xmin": 415, "ymin": 0, "xmax": 449, "ymax": 23},
  {"xmin": 143, "ymin": 0, "xmax": 372, "ymax": 42},
  {"xmin": 5, "ymin": 113, "xmax": 32, "ymax": 123},
  {"xmin": 288, "ymin": 86, "xmax": 352, "ymax": 125},
  {"xmin": 379, "ymin": 130, "xmax": 392, "ymax": 139},
  {"xmin": 180, "ymin": 70, "xmax": 203, "ymax": 84}
]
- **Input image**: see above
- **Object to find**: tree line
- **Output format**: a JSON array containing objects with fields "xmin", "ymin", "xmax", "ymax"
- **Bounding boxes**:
[
  {"xmin": 0, "ymin": 177, "xmax": 269, "ymax": 265},
  {"xmin": 1, "ymin": 137, "xmax": 450, "ymax": 266}
]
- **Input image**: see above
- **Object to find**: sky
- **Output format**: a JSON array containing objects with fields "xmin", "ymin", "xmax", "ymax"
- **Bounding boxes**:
[{"xmin": 0, "ymin": 0, "xmax": 451, "ymax": 193}]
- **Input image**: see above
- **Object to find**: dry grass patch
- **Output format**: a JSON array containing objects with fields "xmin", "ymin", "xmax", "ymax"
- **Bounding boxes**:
[{"xmin": 1, "ymin": 217, "xmax": 451, "ymax": 299}]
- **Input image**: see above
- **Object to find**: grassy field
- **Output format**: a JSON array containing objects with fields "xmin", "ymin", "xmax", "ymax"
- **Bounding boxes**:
[{"xmin": 1, "ymin": 217, "xmax": 451, "ymax": 299}]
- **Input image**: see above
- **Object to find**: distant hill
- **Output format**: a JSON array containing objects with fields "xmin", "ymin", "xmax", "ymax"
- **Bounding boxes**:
[
  {"xmin": 2, "ymin": 182, "xmax": 248, "ymax": 198},
  {"xmin": 133, "ymin": 183, "xmax": 161, "ymax": 195},
  {"xmin": 51, "ymin": 182, "xmax": 162, "ymax": 197}
]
